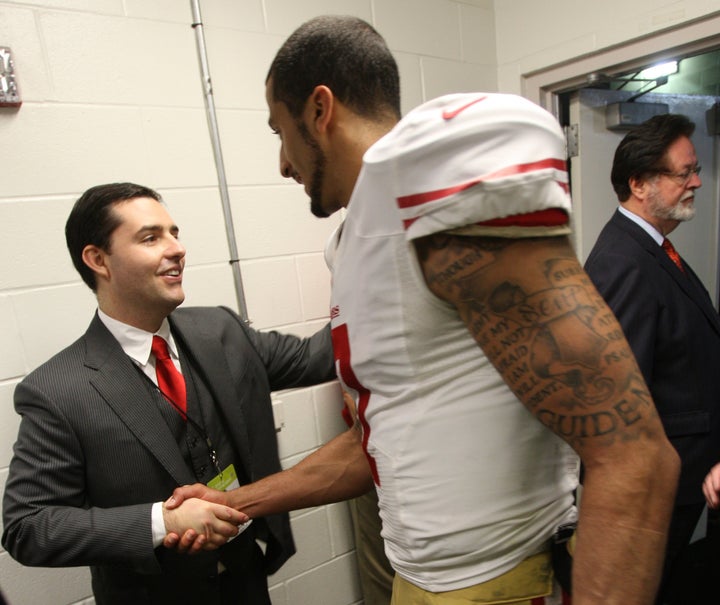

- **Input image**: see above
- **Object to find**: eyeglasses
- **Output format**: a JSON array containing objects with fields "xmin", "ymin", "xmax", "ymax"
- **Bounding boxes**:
[{"xmin": 658, "ymin": 165, "xmax": 702, "ymax": 185}]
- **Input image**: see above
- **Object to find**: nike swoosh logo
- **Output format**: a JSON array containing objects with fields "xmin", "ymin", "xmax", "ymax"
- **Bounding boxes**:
[{"xmin": 442, "ymin": 95, "xmax": 487, "ymax": 120}]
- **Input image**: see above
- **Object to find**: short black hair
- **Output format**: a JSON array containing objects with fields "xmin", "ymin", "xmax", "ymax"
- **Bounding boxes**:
[
  {"xmin": 267, "ymin": 15, "xmax": 401, "ymax": 122},
  {"xmin": 611, "ymin": 113, "xmax": 695, "ymax": 202},
  {"xmin": 65, "ymin": 182, "xmax": 162, "ymax": 291}
]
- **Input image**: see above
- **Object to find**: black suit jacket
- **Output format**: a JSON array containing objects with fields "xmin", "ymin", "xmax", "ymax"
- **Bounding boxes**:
[
  {"xmin": 585, "ymin": 210, "xmax": 720, "ymax": 505},
  {"xmin": 2, "ymin": 306, "xmax": 334, "ymax": 601}
]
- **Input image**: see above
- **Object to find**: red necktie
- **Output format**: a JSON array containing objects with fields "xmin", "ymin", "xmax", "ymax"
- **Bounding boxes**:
[
  {"xmin": 662, "ymin": 238, "xmax": 685, "ymax": 273},
  {"xmin": 151, "ymin": 335, "xmax": 187, "ymax": 419}
]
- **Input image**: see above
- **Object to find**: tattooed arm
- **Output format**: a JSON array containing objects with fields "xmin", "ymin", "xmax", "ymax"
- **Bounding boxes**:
[{"xmin": 415, "ymin": 233, "xmax": 679, "ymax": 605}]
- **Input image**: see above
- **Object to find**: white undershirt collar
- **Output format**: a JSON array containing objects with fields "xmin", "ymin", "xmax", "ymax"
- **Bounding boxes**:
[
  {"xmin": 618, "ymin": 205, "xmax": 664, "ymax": 246},
  {"xmin": 97, "ymin": 309, "xmax": 180, "ymax": 377}
]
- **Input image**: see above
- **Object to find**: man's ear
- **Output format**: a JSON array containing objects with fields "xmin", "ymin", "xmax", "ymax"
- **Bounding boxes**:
[
  {"xmin": 307, "ymin": 85, "xmax": 334, "ymax": 134},
  {"xmin": 628, "ymin": 175, "xmax": 649, "ymax": 200},
  {"xmin": 81, "ymin": 245, "xmax": 109, "ymax": 281}
]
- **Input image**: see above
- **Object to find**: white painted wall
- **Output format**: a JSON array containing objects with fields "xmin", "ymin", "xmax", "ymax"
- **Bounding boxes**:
[
  {"xmin": 0, "ymin": 1, "xmax": 496, "ymax": 604},
  {"xmin": 2, "ymin": 1, "xmax": 718, "ymax": 603}
]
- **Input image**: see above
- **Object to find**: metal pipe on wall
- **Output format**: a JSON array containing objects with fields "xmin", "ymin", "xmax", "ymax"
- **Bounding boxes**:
[{"xmin": 190, "ymin": 0, "xmax": 250, "ymax": 322}]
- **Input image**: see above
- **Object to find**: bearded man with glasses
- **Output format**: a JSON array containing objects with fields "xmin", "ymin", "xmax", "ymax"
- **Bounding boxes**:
[{"xmin": 585, "ymin": 113, "xmax": 719, "ymax": 605}]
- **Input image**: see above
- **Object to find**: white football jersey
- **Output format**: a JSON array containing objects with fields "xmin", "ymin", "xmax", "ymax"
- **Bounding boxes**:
[{"xmin": 327, "ymin": 93, "xmax": 579, "ymax": 592}]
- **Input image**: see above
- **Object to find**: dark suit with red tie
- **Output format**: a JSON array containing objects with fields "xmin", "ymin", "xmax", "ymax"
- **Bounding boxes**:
[{"xmin": 2, "ymin": 306, "xmax": 334, "ymax": 605}]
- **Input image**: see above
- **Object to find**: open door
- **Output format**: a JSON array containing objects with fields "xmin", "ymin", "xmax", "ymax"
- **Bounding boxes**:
[{"xmin": 567, "ymin": 87, "xmax": 720, "ymax": 304}]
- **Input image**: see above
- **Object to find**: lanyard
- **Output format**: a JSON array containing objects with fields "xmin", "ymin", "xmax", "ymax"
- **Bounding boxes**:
[{"xmin": 135, "ymin": 364, "xmax": 223, "ymax": 477}]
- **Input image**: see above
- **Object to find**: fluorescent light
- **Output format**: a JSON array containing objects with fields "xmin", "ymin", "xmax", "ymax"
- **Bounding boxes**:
[{"xmin": 639, "ymin": 61, "xmax": 678, "ymax": 80}]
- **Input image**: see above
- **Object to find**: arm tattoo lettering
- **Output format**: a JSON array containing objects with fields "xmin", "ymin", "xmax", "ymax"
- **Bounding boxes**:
[{"xmin": 417, "ymin": 234, "xmax": 657, "ymax": 447}]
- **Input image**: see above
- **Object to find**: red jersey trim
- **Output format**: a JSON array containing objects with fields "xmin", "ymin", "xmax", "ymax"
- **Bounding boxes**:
[
  {"xmin": 396, "ymin": 157, "xmax": 567, "ymax": 209},
  {"xmin": 402, "ymin": 207, "xmax": 569, "ymax": 232},
  {"xmin": 476, "ymin": 207, "xmax": 569, "ymax": 228}
]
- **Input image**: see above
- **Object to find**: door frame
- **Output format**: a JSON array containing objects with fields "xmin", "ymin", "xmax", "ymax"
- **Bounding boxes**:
[{"xmin": 521, "ymin": 11, "xmax": 720, "ymax": 115}]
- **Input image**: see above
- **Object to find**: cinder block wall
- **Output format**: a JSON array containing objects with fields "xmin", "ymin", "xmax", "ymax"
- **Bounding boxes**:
[
  {"xmin": 3, "ymin": 1, "xmax": 716, "ymax": 603},
  {"xmin": 0, "ymin": 1, "xmax": 497, "ymax": 604}
]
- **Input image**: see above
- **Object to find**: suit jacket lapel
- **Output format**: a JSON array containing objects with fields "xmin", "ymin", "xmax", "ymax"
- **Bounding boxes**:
[
  {"xmin": 612, "ymin": 211, "xmax": 720, "ymax": 337},
  {"xmin": 84, "ymin": 314, "xmax": 195, "ymax": 485},
  {"xmin": 169, "ymin": 314, "xmax": 254, "ymax": 475}
]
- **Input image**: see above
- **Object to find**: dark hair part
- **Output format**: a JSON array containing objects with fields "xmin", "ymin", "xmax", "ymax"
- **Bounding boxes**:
[
  {"xmin": 267, "ymin": 15, "xmax": 401, "ymax": 121},
  {"xmin": 611, "ymin": 113, "xmax": 695, "ymax": 202},
  {"xmin": 65, "ymin": 182, "xmax": 161, "ymax": 291}
]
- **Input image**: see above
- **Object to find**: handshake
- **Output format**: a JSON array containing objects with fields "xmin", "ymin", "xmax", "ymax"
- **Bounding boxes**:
[
  {"xmin": 162, "ymin": 484, "xmax": 246, "ymax": 553},
  {"xmin": 161, "ymin": 413, "xmax": 374, "ymax": 553}
]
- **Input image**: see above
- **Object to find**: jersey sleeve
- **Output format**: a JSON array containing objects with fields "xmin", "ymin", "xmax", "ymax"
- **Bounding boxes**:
[{"xmin": 365, "ymin": 93, "xmax": 573, "ymax": 240}]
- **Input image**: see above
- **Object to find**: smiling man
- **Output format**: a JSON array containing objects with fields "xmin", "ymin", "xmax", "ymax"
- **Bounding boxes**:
[
  {"xmin": 1, "ymin": 182, "xmax": 335, "ymax": 605},
  {"xmin": 585, "ymin": 114, "xmax": 720, "ymax": 604}
]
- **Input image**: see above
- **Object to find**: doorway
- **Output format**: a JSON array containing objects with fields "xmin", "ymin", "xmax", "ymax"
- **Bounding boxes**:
[
  {"xmin": 522, "ymin": 13, "xmax": 720, "ymax": 300},
  {"xmin": 561, "ymin": 76, "xmax": 719, "ymax": 302},
  {"xmin": 547, "ymin": 45, "xmax": 720, "ymax": 303}
]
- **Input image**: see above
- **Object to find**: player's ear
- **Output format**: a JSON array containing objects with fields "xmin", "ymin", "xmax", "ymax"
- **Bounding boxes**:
[{"xmin": 307, "ymin": 85, "xmax": 334, "ymax": 134}]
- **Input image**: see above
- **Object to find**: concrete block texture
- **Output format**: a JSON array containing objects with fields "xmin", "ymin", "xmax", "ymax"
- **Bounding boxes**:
[{"xmin": 2, "ymin": 0, "xmax": 717, "ymax": 603}]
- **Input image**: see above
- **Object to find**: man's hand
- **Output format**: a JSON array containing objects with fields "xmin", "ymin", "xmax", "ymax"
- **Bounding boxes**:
[
  {"xmin": 162, "ymin": 496, "xmax": 247, "ymax": 552},
  {"xmin": 703, "ymin": 463, "xmax": 720, "ymax": 508}
]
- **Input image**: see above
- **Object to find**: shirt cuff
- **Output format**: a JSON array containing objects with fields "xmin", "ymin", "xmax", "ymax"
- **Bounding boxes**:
[{"xmin": 151, "ymin": 501, "xmax": 166, "ymax": 548}]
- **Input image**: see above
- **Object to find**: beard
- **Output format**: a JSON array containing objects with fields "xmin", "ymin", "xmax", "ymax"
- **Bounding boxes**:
[
  {"xmin": 296, "ymin": 121, "xmax": 330, "ymax": 218},
  {"xmin": 648, "ymin": 188, "xmax": 696, "ymax": 223},
  {"xmin": 309, "ymin": 159, "xmax": 328, "ymax": 218}
]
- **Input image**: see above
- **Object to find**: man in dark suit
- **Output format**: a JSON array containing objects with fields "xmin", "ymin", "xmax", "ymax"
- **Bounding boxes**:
[
  {"xmin": 585, "ymin": 114, "xmax": 720, "ymax": 604},
  {"xmin": 1, "ymin": 182, "xmax": 335, "ymax": 605}
]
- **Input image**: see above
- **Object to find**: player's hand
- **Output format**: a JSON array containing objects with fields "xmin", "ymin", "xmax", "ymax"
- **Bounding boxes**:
[{"xmin": 165, "ymin": 483, "xmax": 229, "ymax": 509}]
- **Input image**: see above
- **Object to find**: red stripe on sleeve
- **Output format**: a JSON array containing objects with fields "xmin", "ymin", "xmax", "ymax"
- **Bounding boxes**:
[
  {"xmin": 476, "ymin": 207, "xmax": 569, "ymax": 228},
  {"xmin": 397, "ymin": 158, "xmax": 567, "ymax": 209},
  {"xmin": 402, "ymin": 207, "xmax": 568, "ymax": 232}
]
